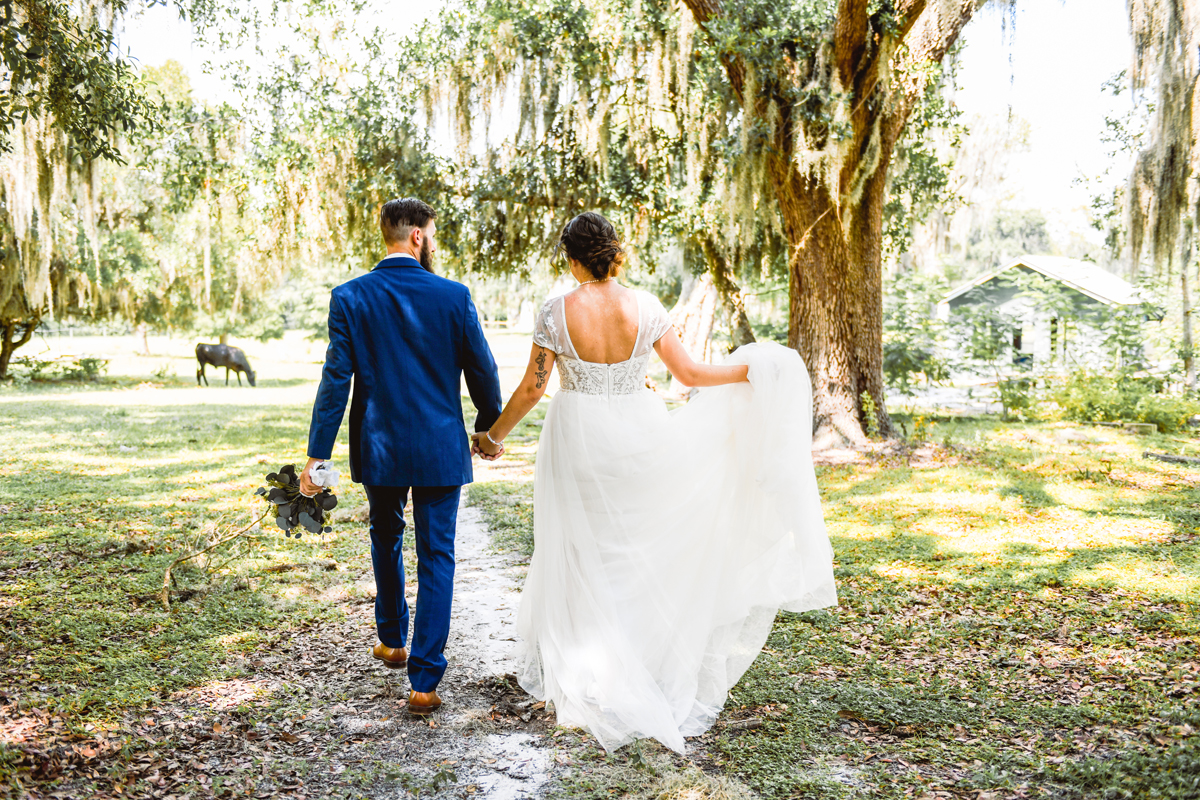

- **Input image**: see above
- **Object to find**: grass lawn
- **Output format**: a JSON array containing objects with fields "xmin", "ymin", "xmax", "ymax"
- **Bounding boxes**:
[
  {"xmin": 3, "ymin": 337, "xmax": 1198, "ymax": 799},
  {"xmin": 470, "ymin": 413, "xmax": 1200, "ymax": 799},
  {"xmin": 0, "ymin": 355, "xmax": 387, "ymax": 794}
]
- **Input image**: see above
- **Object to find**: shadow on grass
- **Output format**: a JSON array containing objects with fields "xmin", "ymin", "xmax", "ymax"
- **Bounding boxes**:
[{"xmin": 0, "ymin": 393, "xmax": 360, "ymax": 721}]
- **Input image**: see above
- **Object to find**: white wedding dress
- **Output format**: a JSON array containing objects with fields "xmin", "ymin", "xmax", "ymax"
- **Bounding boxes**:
[{"xmin": 513, "ymin": 290, "xmax": 837, "ymax": 754}]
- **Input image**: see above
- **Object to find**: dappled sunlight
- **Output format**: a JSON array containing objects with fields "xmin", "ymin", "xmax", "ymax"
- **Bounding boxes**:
[
  {"xmin": 168, "ymin": 677, "xmax": 272, "ymax": 710},
  {"xmin": 813, "ymin": 421, "xmax": 1199, "ymax": 609},
  {"xmin": 1044, "ymin": 481, "xmax": 1107, "ymax": 509},
  {"xmin": 911, "ymin": 508, "xmax": 1176, "ymax": 553},
  {"xmin": 1071, "ymin": 556, "xmax": 1200, "ymax": 598},
  {"xmin": 827, "ymin": 519, "xmax": 899, "ymax": 540},
  {"xmin": 0, "ymin": 384, "xmax": 320, "ymax": 408}
]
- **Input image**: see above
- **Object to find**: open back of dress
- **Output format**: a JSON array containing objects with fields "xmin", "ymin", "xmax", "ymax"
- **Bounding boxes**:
[{"xmin": 515, "ymin": 290, "xmax": 837, "ymax": 753}]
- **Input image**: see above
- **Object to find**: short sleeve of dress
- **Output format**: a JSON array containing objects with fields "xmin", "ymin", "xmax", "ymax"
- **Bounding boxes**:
[
  {"xmin": 532, "ymin": 298, "xmax": 560, "ymax": 353},
  {"xmin": 642, "ymin": 294, "xmax": 674, "ymax": 345}
]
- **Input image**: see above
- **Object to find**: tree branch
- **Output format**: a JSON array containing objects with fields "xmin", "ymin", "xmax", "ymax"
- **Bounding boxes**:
[
  {"xmin": 894, "ymin": 0, "xmax": 928, "ymax": 22},
  {"xmin": 835, "ymin": 0, "xmax": 870, "ymax": 89},
  {"xmin": 894, "ymin": 0, "xmax": 929, "ymax": 39},
  {"xmin": 898, "ymin": 0, "xmax": 980, "ymax": 76},
  {"xmin": 678, "ymin": 0, "xmax": 746, "ymax": 102},
  {"xmin": 160, "ymin": 508, "xmax": 268, "ymax": 611},
  {"xmin": 14, "ymin": 320, "xmax": 36, "ymax": 349},
  {"xmin": 887, "ymin": 0, "xmax": 981, "ymax": 135}
]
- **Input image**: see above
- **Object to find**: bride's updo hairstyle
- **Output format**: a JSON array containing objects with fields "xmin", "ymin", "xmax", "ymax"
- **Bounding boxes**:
[{"xmin": 559, "ymin": 212, "xmax": 627, "ymax": 281}]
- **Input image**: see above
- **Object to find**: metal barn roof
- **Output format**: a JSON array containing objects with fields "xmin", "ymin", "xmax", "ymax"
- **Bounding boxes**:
[{"xmin": 941, "ymin": 256, "xmax": 1141, "ymax": 307}]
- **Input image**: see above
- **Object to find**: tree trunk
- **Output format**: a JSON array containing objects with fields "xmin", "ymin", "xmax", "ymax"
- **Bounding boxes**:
[
  {"xmin": 0, "ymin": 318, "xmax": 38, "ymax": 379},
  {"xmin": 667, "ymin": 274, "xmax": 718, "ymax": 396},
  {"xmin": 138, "ymin": 323, "xmax": 151, "ymax": 357},
  {"xmin": 700, "ymin": 236, "xmax": 756, "ymax": 349},
  {"xmin": 202, "ymin": 173, "xmax": 213, "ymax": 310},
  {"xmin": 1183, "ymin": 220, "xmax": 1196, "ymax": 391},
  {"xmin": 670, "ymin": 274, "xmax": 718, "ymax": 361},
  {"xmin": 775, "ymin": 163, "xmax": 896, "ymax": 445},
  {"xmin": 679, "ymin": 0, "xmax": 981, "ymax": 445}
]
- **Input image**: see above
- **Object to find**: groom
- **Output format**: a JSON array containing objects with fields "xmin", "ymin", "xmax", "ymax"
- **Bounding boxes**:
[{"xmin": 300, "ymin": 197, "xmax": 502, "ymax": 715}]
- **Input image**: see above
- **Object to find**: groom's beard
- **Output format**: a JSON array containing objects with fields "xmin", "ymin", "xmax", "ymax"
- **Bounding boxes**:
[{"xmin": 419, "ymin": 238, "xmax": 435, "ymax": 272}]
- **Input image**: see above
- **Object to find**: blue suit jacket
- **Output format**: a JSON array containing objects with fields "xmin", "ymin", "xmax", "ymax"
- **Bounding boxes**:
[{"xmin": 307, "ymin": 255, "xmax": 503, "ymax": 487}]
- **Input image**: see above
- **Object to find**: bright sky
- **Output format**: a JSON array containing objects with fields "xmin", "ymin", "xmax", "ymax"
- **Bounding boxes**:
[
  {"xmin": 952, "ymin": 0, "xmax": 1133, "ymax": 245},
  {"xmin": 122, "ymin": 0, "xmax": 1134, "ymax": 246}
]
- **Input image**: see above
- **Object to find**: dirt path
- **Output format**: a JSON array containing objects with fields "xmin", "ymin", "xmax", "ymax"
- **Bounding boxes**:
[
  {"xmin": 250, "ymin": 501, "xmax": 563, "ymax": 799},
  {"xmin": 6, "ymin": 504, "xmax": 562, "ymax": 799}
]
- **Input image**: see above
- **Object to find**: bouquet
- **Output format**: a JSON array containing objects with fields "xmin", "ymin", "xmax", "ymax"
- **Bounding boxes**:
[{"xmin": 256, "ymin": 463, "xmax": 338, "ymax": 537}]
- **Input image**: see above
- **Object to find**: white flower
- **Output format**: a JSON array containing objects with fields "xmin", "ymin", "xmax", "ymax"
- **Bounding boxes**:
[{"xmin": 310, "ymin": 461, "xmax": 340, "ymax": 489}]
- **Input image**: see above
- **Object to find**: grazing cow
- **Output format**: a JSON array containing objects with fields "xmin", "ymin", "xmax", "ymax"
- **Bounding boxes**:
[{"xmin": 196, "ymin": 343, "xmax": 256, "ymax": 387}]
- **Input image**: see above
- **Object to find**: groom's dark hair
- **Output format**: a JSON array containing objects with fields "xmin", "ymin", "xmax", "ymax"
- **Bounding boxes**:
[{"xmin": 380, "ymin": 198, "xmax": 437, "ymax": 245}]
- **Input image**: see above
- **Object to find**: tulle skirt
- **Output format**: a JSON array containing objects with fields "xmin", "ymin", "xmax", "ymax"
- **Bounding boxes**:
[{"xmin": 513, "ymin": 342, "xmax": 837, "ymax": 753}]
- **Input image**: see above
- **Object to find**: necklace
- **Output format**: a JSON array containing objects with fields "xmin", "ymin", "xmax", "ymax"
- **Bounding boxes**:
[{"xmin": 577, "ymin": 277, "xmax": 613, "ymax": 286}]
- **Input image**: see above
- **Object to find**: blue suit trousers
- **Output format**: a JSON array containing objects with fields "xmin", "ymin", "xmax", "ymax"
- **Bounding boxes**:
[{"xmin": 364, "ymin": 484, "xmax": 461, "ymax": 693}]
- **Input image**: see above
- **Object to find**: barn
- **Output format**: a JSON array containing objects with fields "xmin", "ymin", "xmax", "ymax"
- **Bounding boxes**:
[{"xmin": 936, "ymin": 256, "xmax": 1148, "ymax": 369}]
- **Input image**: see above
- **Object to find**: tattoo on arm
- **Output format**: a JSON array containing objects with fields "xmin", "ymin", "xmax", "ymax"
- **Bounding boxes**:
[{"xmin": 534, "ymin": 349, "xmax": 548, "ymax": 389}]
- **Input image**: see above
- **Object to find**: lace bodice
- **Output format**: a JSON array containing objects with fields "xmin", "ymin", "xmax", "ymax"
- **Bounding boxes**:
[
  {"xmin": 555, "ymin": 355, "xmax": 649, "ymax": 396},
  {"xmin": 532, "ymin": 290, "xmax": 673, "ymax": 397}
]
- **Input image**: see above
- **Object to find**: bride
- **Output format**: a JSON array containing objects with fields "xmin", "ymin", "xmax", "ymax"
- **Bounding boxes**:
[{"xmin": 470, "ymin": 212, "xmax": 836, "ymax": 753}]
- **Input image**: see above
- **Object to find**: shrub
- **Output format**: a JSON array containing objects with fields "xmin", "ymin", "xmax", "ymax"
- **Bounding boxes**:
[
  {"xmin": 1050, "ymin": 370, "xmax": 1150, "ymax": 422},
  {"xmin": 1048, "ymin": 370, "xmax": 1197, "ymax": 432},
  {"xmin": 997, "ymin": 377, "xmax": 1034, "ymax": 419},
  {"xmin": 62, "ymin": 356, "xmax": 108, "ymax": 381},
  {"xmin": 883, "ymin": 272, "xmax": 949, "ymax": 396},
  {"xmin": 6, "ymin": 354, "xmax": 108, "ymax": 383},
  {"xmin": 1134, "ymin": 393, "xmax": 1200, "ymax": 433}
]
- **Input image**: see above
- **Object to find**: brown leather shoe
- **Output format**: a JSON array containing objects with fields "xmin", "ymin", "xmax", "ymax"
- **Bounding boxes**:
[
  {"xmin": 371, "ymin": 642, "xmax": 407, "ymax": 669},
  {"xmin": 407, "ymin": 690, "xmax": 442, "ymax": 715}
]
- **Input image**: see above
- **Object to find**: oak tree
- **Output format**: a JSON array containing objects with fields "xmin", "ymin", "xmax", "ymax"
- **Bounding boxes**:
[{"xmin": 418, "ymin": 0, "xmax": 997, "ymax": 443}]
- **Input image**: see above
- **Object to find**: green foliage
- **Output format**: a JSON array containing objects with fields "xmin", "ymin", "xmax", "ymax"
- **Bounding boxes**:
[
  {"xmin": 1083, "ymin": 71, "xmax": 1154, "ymax": 259},
  {"xmin": 1049, "ymin": 371, "xmax": 1152, "ymax": 423},
  {"xmin": 0, "ymin": 0, "xmax": 165, "ymax": 161},
  {"xmin": 995, "ymin": 377, "xmax": 1034, "ymax": 419},
  {"xmin": 1134, "ymin": 392, "xmax": 1200, "ymax": 434},
  {"xmin": 883, "ymin": 55, "xmax": 965, "ymax": 259},
  {"xmin": 3, "ymin": 0, "xmax": 461, "ymax": 372},
  {"xmin": 751, "ymin": 318, "xmax": 790, "ymax": 346},
  {"xmin": 1047, "ymin": 370, "xmax": 1199, "ymax": 432},
  {"xmin": 946, "ymin": 299, "xmax": 1018, "ymax": 374},
  {"xmin": 883, "ymin": 272, "xmax": 949, "ymax": 397},
  {"xmin": 408, "ymin": 0, "xmax": 959, "ymax": 295},
  {"xmin": 6, "ymin": 353, "xmax": 108, "ymax": 383},
  {"xmin": 859, "ymin": 391, "xmax": 881, "ymax": 440},
  {"xmin": 964, "ymin": 209, "xmax": 1053, "ymax": 271}
]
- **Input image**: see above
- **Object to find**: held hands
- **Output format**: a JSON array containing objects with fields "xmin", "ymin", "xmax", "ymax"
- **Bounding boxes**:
[{"xmin": 471, "ymin": 431, "xmax": 505, "ymax": 461}]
